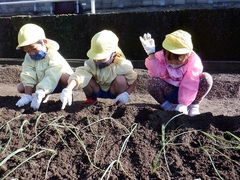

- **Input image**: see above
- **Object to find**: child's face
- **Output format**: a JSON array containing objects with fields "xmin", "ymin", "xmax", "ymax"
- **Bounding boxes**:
[
  {"xmin": 93, "ymin": 58, "xmax": 108, "ymax": 63},
  {"xmin": 22, "ymin": 41, "xmax": 46, "ymax": 56},
  {"xmin": 93, "ymin": 52, "xmax": 116, "ymax": 69},
  {"xmin": 164, "ymin": 50, "xmax": 189, "ymax": 66}
]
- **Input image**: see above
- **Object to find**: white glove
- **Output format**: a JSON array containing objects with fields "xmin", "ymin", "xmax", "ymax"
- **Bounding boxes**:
[
  {"xmin": 16, "ymin": 94, "xmax": 33, "ymax": 107},
  {"xmin": 114, "ymin": 92, "xmax": 130, "ymax": 107},
  {"xmin": 175, "ymin": 104, "xmax": 188, "ymax": 115},
  {"xmin": 60, "ymin": 88, "xmax": 73, "ymax": 109},
  {"xmin": 30, "ymin": 89, "xmax": 46, "ymax": 110},
  {"xmin": 139, "ymin": 33, "xmax": 155, "ymax": 55}
]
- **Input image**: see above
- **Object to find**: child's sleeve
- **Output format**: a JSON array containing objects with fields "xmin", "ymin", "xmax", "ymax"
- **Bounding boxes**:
[
  {"xmin": 68, "ymin": 60, "xmax": 94, "ymax": 89},
  {"xmin": 21, "ymin": 57, "xmax": 37, "ymax": 88},
  {"xmin": 145, "ymin": 51, "xmax": 167, "ymax": 78},
  {"xmin": 115, "ymin": 58, "xmax": 137, "ymax": 85},
  {"xmin": 178, "ymin": 56, "xmax": 203, "ymax": 106},
  {"xmin": 36, "ymin": 50, "xmax": 65, "ymax": 94},
  {"xmin": 36, "ymin": 63, "xmax": 63, "ymax": 94}
]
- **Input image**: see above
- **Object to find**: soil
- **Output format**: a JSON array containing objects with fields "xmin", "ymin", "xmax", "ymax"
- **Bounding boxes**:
[{"xmin": 0, "ymin": 64, "xmax": 239, "ymax": 180}]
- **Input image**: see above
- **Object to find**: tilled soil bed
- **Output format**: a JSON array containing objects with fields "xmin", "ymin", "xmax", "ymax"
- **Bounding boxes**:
[{"xmin": 0, "ymin": 64, "xmax": 239, "ymax": 179}]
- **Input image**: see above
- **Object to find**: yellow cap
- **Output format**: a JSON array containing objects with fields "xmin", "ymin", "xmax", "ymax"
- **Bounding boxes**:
[
  {"xmin": 162, "ymin": 30, "xmax": 193, "ymax": 54},
  {"xmin": 16, "ymin": 23, "xmax": 46, "ymax": 50},
  {"xmin": 87, "ymin": 30, "xmax": 119, "ymax": 60}
]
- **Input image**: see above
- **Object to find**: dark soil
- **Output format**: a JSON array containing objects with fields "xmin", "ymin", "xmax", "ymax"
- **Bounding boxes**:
[{"xmin": 0, "ymin": 64, "xmax": 239, "ymax": 180}]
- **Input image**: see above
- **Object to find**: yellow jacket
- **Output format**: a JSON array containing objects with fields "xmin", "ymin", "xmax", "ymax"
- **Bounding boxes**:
[
  {"xmin": 20, "ymin": 42, "xmax": 73, "ymax": 94},
  {"xmin": 69, "ymin": 55, "xmax": 137, "ymax": 91}
]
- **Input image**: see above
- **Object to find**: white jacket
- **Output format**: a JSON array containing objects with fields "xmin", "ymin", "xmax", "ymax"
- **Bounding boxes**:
[{"xmin": 20, "ymin": 40, "xmax": 73, "ymax": 94}]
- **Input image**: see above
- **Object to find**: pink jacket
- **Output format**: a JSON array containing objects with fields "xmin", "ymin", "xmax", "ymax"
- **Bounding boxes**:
[{"xmin": 145, "ymin": 50, "xmax": 203, "ymax": 106}]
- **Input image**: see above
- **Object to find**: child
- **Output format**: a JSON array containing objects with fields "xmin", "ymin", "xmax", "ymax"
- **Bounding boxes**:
[
  {"xmin": 139, "ymin": 30, "xmax": 213, "ymax": 116},
  {"xmin": 16, "ymin": 23, "xmax": 73, "ymax": 110},
  {"xmin": 60, "ymin": 30, "xmax": 137, "ymax": 109}
]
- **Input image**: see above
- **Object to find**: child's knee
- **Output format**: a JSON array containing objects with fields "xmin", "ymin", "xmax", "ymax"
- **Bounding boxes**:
[
  {"xmin": 59, "ymin": 73, "xmax": 70, "ymax": 87},
  {"xmin": 200, "ymin": 72, "xmax": 213, "ymax": 88},
  {"xmin": 17, "ymin": 83, "xmax": 25, "ymax": 93},
  {"xmin": 147, "ymin": 77, "xmax": 165, "ymax": 92},
  {"xmin": 113, "ymin": 75, "xmax": 127, "ymax": 86},
  {"xmin": 110, "ymin": 76, "xmax": 128, "ymax": 95}
]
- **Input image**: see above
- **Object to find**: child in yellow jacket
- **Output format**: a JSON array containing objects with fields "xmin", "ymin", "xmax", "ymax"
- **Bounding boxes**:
[
  {"xmin": 16, "ymin": 23, "xmax": 73, "ymax": 110},
  {"xmin": 60, "ymin": 30, "xmax": 137, "ymax": 109}
]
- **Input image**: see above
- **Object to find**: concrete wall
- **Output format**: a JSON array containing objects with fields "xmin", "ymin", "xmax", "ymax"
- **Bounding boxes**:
[
  {"xmin": 1, "ymin": 0, "xmax": 240, "ymax": 16},
  {"xmin": 0, "ymin": 1, "xmax": 52, "ymax": 16}
]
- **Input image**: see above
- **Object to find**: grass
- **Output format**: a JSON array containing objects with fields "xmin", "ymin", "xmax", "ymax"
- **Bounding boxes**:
[
  {"xmin": 1, "ymin": 110, "xmax": 240, "ymax": 179},
  {"xmin": 152, "ymin": 113, "xmax": 185, "ymax": 174},
  {"xmin": 200, "ymin": 146, "xmax": 224, "ymax": 180},
  {"xmin": 2, "ymin": 123, "xmax": 13, "ymax": 152},
  {"xmin": 0, "ymin": 114, "xmax": 60, "ymax": 179},
  {"xmin": 116, "ymin": 123, "xmax": 137, "ymax": 169},
  {"xmin": 0, "ymin": 115, "xmax": 22, "ymax": 152},
  {"xmin": 200, "ymin": 130, "xmax": 240, "ymax": 178},
  {"xmin": 82, "ymin": 115, "xmax": 138, "ymax": 179},
  {"xmin": 63, "ymin": 122, "xmax": 102, "ymax": 170},
  {"xmin": 100, "ymin": 123, "xmax": 137, "ymax": 179},
  {"xmin": 100, "ymin": 160, "xmax": 130, "ymax": 180},
  {"xmin": 19, "ymin": 119, "xmax": 30, "ymax": 144},
  {"xmin": 0, "ymin": 147, "xmax": 27, "ymax": 167},
  {"xmin": 151, "ymin": 113, "xmax": 240, "ymax": 179},
  {"xmin": 1, "ymin": 147, "xmax": 57, "ymax": 180}
]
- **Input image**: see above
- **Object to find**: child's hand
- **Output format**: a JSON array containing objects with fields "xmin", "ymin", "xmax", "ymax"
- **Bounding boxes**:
[
  {"xmin": 30, "ymin": 89, "xmax": 46, "ymax": 110},
  {"xmin": 139, "ymin": 33, "xmax": 155, "ymax": 55},
  {"xmin": 60, "ymin": 88, "xmax": 73, "ymax": 109},
  {"xmin": 114, "ymin": 92, "xmax": 130, "ymax": 107},
  {"xmin": 16, "ymin": 94, "xmax": 33, "ymax": 107},
  {"xmin": 175, "ymin": 104, "xmax": 188, "ymax": 115}
]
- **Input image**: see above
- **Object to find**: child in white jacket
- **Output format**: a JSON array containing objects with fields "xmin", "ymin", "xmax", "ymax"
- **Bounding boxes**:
[
  {"xmin": 140, "ymin": 30, "xmax": 213, "ymax": 116},
  {"xmin": 16, "ymin": 23, "xmax": 73, "ymax": 110}
]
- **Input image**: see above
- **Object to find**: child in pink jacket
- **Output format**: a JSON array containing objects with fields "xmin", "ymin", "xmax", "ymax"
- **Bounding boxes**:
[{"xmin": 140, "ymin": 30, "xmax": 213, "ymax": 116}]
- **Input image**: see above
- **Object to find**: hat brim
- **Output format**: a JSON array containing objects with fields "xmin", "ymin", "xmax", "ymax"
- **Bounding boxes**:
[
  {"xmin": 162, "ymin": 41, "xmax": 191, "ymax": 54},
  {"xmin": 87, "ymin": 47, "xmax": 122, "ymax": 60},
  {"xmin": 16, "ymin": 39, "xmax": 39, "ymax": 50},
  {"xmin": 87, "ymin": 50, "xmax": 111, "ymax": 60},
  {"xmin": 16, "ymin": 38, "xmax": 56, "ymax": 50}
]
